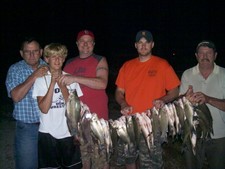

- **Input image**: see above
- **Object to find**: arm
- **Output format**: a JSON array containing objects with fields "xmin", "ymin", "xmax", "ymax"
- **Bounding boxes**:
[
  {"xmin": 191, "ymin": 92, "xmax": 225, "ymax": 111},
  {"xmin": 115, "ymin": 87, "xmax": 133, "ymax": 115},
  {"xmin": 153, "ymin": 87, "xmax": 179, "ymax": 109},
  {"xmin": 60, "ymin": 57, "xmax": 108, "ymax": 89},
  {"xmin": 207, "ymin": 97, "xmax": 225, "ymax": 112},
  {"xmin": 37, "ymin": 77, "xmax": 56, "ymax": 114},
  {"xmin": 57, "ymin": 79, "xmax": 69, "ymax": 103},
  {"xmin": 11, "ymin": 66, "xmax": 48, "ymax": 102}
]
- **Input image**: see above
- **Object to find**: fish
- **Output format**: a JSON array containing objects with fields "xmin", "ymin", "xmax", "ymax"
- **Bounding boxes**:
[
  {"xmin": 190, "ymin": 130, "xmax": 197, "ymax": 155},
  {"xmin": 150, "ymin": 107, "xmax": 161, "ymax": 138},
  {"xmin": 108, "ymin": 119, "xmax": 118, "ymax": 148},
  {"xmin": 134, "ymin": 113, "xmax": 152, "ymax": 151},
  {"xmin": 172, "ymin": 103, "xmax": 181, "ymax": 137},
  {"xmin": 173, "ymin": 98, "xmax": 185, "ymax": 136},
  {"xmin": 113, "ymin": 119, "xmax": 131, "ymax": 145},
  {"xmin": 66, "ymin": 90, "xmax": 81, "ymax": 136},
  {"xmin": 167, "ymin": 103, "xmax": 176, "ymax": 138},
  {"xmin": 194, "ymin": 103, "xmax": 213, "ymax": 138},
  {"xmin": 126, "ymin": 115, "xmax": 136, "ymax": 145},
  {"xmin": 108, "ymin": 119, "xmax": 119, "ymax": 161},
  {"xmin": 181, "ymin": 97, "xmax": 199, "ymax": 155},
  {"xmin": 158, "ymin": 105, "xmax": 169, "ymax": 144},
  {"xmin": 90, "ymin": 113, "xmax": 105, "ymax": 146},
  {"xmin": 132, "ymin": 115, "xmax": 142, "ymax": 148},
  {"xmin": 79, "ymin": 109, "xmax": 92, "ymax": 145},
  {"xmin": 182, "ymin": 97, "xmax": 194, "ymax": 128},
  {"xmin": 141, "ymin": 113, "xmax": 154, "ymax": 146},
  {"xmin": 100, "ymin": 118, "xmax": 113, "ymax": 161}
]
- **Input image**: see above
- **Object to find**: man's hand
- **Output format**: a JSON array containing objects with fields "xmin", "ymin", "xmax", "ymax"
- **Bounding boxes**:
[
  {"xmin": 58, "ymin": 74, "xmax": 75, "ymax": 85},
  {"xmin": 121, "ymin": 105, "xmax": 133, "ymax": 115},
  {"xmin": 153, "ymin": 100, "xmax": 165, "ymax": 109},
  {"xmin": 33, "ymin": 65, "xmax": 49, "ymax": 79}
]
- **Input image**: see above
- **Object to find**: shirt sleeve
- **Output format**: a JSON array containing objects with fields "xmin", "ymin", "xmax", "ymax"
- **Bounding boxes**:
[
  {"xmin": 179, "ymin": 71, "xmax": 189, "ymax": 95},
  {"xmin": 165, "ymin": 65, "xmax": 180, "ymax": 91},
  {"xmin": 5, "ymin": 65, "xmax": 23, "ymax": 97},
  {"xmin": 32, "ymin": 77, "xmax": 47, "ymax": 98}
]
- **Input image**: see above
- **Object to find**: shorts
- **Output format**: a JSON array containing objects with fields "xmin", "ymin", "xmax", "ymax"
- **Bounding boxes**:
[
  {"xmin": 80, "ymin": 135, "xmax": 108, "ymax": 169},
  {"xmin": 116, "ymin": 138, "xmax": 138, "ymax": 165},
  {"xmin": 138, "ymin": 133, "xmax": 163, "ymax": 169},
  {"xmin": 38, "ymin": 132, "xmax": 82, "ymax": 169}
]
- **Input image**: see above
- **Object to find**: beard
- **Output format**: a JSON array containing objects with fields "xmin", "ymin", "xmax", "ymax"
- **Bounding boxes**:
[{"xmin": 138, "ymin": 50, "xmax": 151, "ymax": 57}]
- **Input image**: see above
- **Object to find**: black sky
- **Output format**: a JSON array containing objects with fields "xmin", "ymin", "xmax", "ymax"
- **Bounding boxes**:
[{"xmin": 1, "ymin": 0, "xmax": 225, "ymax": 81}]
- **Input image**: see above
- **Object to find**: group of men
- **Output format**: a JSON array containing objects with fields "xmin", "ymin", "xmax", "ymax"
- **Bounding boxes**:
[{"xmin": 5, "ymin": 29, "xmax": 225, "ymax": 169}]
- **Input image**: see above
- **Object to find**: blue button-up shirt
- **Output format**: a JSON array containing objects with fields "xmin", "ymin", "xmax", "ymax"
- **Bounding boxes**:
[{"xmin": 5, "ymin": 59, "xmax": 46, "ymax": 123}]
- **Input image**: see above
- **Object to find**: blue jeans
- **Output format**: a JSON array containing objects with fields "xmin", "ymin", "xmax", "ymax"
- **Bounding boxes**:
[{"xmin": 15, "ymin": 121, "xmax": 39, "ymax": 169}]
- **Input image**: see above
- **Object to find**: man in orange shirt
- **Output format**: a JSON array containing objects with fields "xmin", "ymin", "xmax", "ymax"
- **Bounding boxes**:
[{"xmin": 115, "ymin": 30, "xmax": 180, "ymax": 169}]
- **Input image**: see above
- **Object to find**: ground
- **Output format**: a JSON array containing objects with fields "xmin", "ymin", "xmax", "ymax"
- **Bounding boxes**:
[{"xmin": 0, "ymin": 109, "xmax": 15, "ymax": 169}]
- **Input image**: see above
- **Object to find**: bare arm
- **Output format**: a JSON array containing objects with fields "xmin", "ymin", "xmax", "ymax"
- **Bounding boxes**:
[
  {"xmin": 60, "ymin": 57, "xmax": 108, "ymax": 89},
  {"xmin": 37, "ymin": 77, "xmax": 56, "ymax": 114},
  {"xmin": 11, "ymin": 66, "xmax": 48, "ymax": 102},
  {"xmin": 115, "ymin": 87, "xmax": 133, "ymax": 115},
  {"xmin": 207, "ymin": 97, "xmax": 225, "ymax": 111},
  {"xmin": 192, "ymin": 92, "xmax": 225, "ymax": 111},
  {"xmin": 153, "ymin": 87, "xmax": 179, "ymax": 109},
  {"xmin": 57, "ymin": 79, "xmax": 69, "ymax": 103}
]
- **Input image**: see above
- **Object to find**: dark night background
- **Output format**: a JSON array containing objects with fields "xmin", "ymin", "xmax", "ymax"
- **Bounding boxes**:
[
  {"xmin": 1, "ymin": 0, "xmax": 225, "ymax": 100},
  {"xmin": 1, "ymin": 1, "xmax": 225, "ymax": 168}
]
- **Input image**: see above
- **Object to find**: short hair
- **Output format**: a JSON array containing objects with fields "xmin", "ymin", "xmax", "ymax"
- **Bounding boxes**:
[
  {"xmin": 196, "ymin": 40, "xmax": 217, "ymax": 53},
  {"xmin": 43, "ymin": 43, "xmax": 68, "ymax": 58},
  {"xmin": 20, "ymin": 37, "xmax": 41, "ymax": 50}
]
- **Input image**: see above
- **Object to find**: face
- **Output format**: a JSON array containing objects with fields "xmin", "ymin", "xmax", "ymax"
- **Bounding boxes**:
[
  {"xmin": 45, "ymin": 55, "xmax": 65, "ymax": 71},
  {"xmin": 76, "ymin": 35, "xmax": 95, "ymax": 57},
  {"xmin": 195, "ymin": 46, "xmax": 217, "ymax": 68},
  {"xmin": 135, "ymin": 38, "xmax": 154, "ymax": 57},
  {"xmin": 20, "ymin": 41, "xmax": 42, "ymax": 68}
]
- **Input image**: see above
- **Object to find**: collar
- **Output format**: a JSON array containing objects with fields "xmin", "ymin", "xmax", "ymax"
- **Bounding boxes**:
[{"xmin": 193, "ymin": 63, "xmax": 219, "ymax": 75}]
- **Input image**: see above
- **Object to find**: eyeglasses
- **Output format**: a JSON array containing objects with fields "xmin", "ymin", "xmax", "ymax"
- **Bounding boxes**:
[{"xmin": 23, "ymin": 49, "xmax": 40, "ymax": 55}]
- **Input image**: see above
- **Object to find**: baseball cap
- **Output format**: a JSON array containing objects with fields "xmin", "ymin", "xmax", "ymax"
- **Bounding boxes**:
[
  {"xmin": 136, "ymin": 30, "xmax": 153, "ymax": 42},
  {"xmin": 77, "ymin": 30, "xmax": 95, "ymax": 41},
  {"xmin": 196, "ymin": 40, "xmax": 216, "ymax": 52}
]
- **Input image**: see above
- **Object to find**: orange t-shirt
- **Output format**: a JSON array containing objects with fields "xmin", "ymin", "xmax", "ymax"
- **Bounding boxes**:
[{"xmin": 116, "ymin": 55, "xmax": 180, "ymax": 113}]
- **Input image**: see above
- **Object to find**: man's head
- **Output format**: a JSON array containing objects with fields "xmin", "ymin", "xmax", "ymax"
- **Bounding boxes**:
[
  {"xmin": 195, "ymin": 40, "xmax": 217, "ymax": 68},
  {"xmin": 135, "ymin": 30, "xmax": 154, "ymax": 58},
  {"xmin": 135, "ymin": 30, "xmax": 153, "ymax": 43},
  {"xmin": 77, "ymin": 30, "xmax": 95, "ymax": 41},
  {"xmin": 20, "ymin": 37, "xmax": 43, "ymax": 69},
  {"xmin": 76, "ymin": 30, "xmax": 95, "ymax": 57},
  {"xmin": 196, "ymin": 40, "xmax": 216, "ymax": 53}
]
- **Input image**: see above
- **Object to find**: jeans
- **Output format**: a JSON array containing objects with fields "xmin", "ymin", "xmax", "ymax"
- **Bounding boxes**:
[{"xmin": 15, "ymin": 121, "xmax": 39, "ymax": 169}]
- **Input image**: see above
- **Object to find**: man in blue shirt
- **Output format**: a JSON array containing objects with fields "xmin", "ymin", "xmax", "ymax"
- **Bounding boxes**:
[{"xmin": 5, "ymin": 37, "xmax": 48, "ymax": 169}]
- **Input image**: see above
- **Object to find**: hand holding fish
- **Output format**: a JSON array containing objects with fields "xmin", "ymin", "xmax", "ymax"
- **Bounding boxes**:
[
  {"xmin": 191, "ymin": 92, "xmax": 209, "ymax": 105},
  {"xmin": 153, "ymin": 99, "xmax": 165, "ymax": 109},
  {"xmin": 58, "ymin": 74, "xmax": 75, "ymax": 85},
  {"xmin": 120, "ymin": 102, "xmax": 133, "ymax": 115}
]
